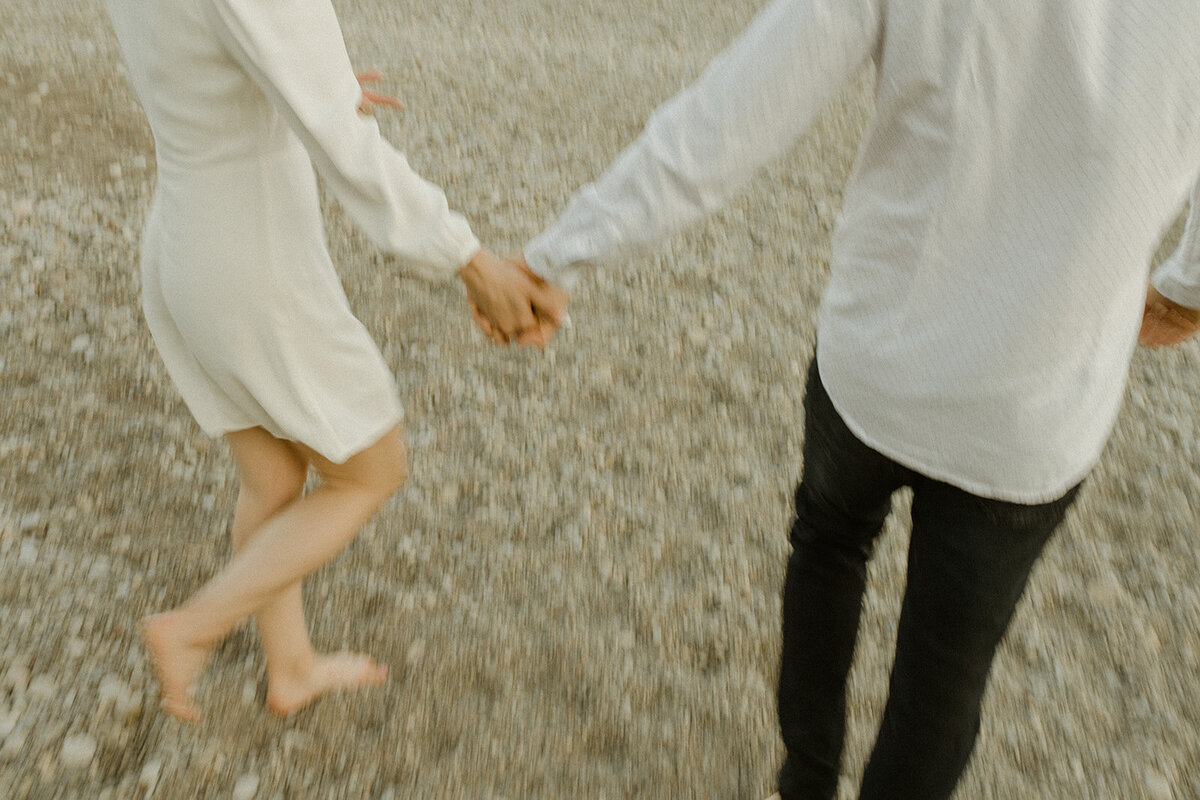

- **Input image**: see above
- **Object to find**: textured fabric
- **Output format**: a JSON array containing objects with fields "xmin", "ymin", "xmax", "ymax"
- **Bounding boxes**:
[
  {"xmin": 108, "ymin": 0, "xmax": 480, "ymax": 461},
  {"xmin": 524, "ymin": 0, "xmax": 1200, "ymax": 502}
]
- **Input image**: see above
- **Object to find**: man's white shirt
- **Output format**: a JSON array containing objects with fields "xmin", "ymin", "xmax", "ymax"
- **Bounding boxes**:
[{"xmin": 525, "ymin": 0, "xmax": 1200, "ymax": 503}]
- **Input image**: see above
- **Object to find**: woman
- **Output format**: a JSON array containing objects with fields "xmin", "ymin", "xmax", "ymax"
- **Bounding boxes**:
[{"xmin": 107, "ymin": 0, "xmax": 565, "ymax": 720}]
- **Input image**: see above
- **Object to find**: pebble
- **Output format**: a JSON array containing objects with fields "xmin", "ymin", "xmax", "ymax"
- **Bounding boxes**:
[
  {"xmin": 0, "ymin": 726, "xmax": 26, "ymax": 760},
  {"xmin": 232, "ymin": 773, "xmax": 260, "ymax": 800},
  {"xmin": 5, "ymin": 663, "xmax": 30, "ymax": 694},
  {"xmin": 138, "ymin": 758, "xmax": 163, "ymax": 795},
  {"xmin": 60, "ymin": 734, "xmax": 97, "ymax": 770},
  {"xmin": 1086, "ymin": 574, "xmax": 1126, "ymax": 608},
  {"xmin": 0, "ymin": 710, "xmax": 18, "ymax": 741},
  {"xmin": 1145, "ymin": 770, "xmax": 1173, "ymax": 800},
  {"xmin": 27, "ymin": 675, "xmax": 55, "ymax": 701}
]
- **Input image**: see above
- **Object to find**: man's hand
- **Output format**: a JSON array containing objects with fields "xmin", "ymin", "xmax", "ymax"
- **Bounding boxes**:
[
  {"xmin": 459, "ymin": 249, "xmax": 569, "ymax": 348},
  {"xmin": 355, "ymin": 70, "xmax": 404, "ymax": 115},
  {"xmin": 1139, "ymin": 285, "xmax": 1200, "ymax": 348}
]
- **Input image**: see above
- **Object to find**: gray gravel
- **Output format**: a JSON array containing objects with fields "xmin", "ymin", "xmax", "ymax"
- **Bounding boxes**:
[{"xmin": 2, "ymin": 1, "xmax": 1198, "ymax": 798}]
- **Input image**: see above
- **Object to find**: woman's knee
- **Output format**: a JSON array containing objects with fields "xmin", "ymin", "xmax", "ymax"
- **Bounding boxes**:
[
  {"xmin": 228, "ymin": 429, "xmax": 309, "ymax": 508},
  {"xmin": 316, "ymin": 426, "xmax": 408, "ymax": 499}
]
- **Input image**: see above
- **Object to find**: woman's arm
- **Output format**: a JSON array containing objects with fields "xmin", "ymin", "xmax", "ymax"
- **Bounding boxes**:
[{"xmin": 203, "ymin": 0, "xmax": 479, "ymax": 279}]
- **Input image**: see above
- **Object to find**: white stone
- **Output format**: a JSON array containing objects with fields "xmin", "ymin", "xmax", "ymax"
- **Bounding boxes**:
[
  {"xmin": 1, "ymin": 727, "xmax": 27, "ymax": 760},
  {"xmin": 138, "ymin": 757, "xmax": 163, "ymax": 795},
  {"xmin": 1086, "ymin": 574, "xmax": 1126, "ymax": 607},
  {"xmin": 60, "ymin": 733, "xmax": 97, "ymax": 769},
  {"xmin": 27, "ymin": 675, "xmax": 55, "ymax": 701},
  {"xmin": 0, "ymin": 709, "xmax": 19, "ymax": 740},
  {"xmin": 1145, "ymin": 770, "xmax": 1173, "ymax": 800},
  {"xmin": 232, "ymin": 773, "xmax": 260, "ymax": 800},
  {"xmin": 406, "ymin": 639, "xmax": 425, "ymax": 666},
  {"xmin": 5, "ymin": 664, "xmax": 30, "ymax": 694}
]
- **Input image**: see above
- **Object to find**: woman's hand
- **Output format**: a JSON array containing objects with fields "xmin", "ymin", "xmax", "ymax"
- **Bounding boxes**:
[
  {"xmin": 355, "ymin": 70, "xmax": 404, "ymax": 115},
  {"xmin": 459, "ymin": 249, "xmax": 568, "ymax": 348}
]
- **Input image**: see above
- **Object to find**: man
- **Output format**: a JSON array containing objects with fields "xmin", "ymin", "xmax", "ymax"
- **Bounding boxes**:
[{"xmin": 504, "ymin": 0, "xmax": 1200, "ymax": 797}]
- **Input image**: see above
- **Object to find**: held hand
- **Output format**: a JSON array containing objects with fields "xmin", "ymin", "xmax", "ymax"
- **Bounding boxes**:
[
  {"xmin": 355, "ymin": 70, "xmax": 405, "ymax": 115},
  {"xmin": 1139, "ymin": 285, "xmax": 1200, "ymax": 348},
  {"xmin": 459, "ymin": 249, "xmax": 569, "ymax": 348}
]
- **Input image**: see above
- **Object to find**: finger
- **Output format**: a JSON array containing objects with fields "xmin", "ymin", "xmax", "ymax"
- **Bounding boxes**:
[
  {"xmin": 515, "ymin": 327, "xmax": 548, "ymax": 348},
  {"xmin": 361, "ymin": 89, "xmax": 405, "ymax": 111},
  {"xmin": 355, "ymin": 69, "xmax": 384, "ymax": 84},
  {"xmin": 530, "ymin": 284, "xmax": 568, "ymax": 325}
]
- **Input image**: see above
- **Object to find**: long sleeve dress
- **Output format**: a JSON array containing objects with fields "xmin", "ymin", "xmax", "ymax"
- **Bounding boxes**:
[{"xmin": 107, "ymin": 0, "xmax": 480, "ymax": 462}]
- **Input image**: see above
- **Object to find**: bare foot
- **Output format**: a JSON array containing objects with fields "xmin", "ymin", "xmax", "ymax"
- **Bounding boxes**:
[
  {"xmin": 266, "ymin": 652, "xmax": 387, "ymax": 716},
  {"xmin": 141, "ymin": 613, "xmax": 209, "ymax": 722}
]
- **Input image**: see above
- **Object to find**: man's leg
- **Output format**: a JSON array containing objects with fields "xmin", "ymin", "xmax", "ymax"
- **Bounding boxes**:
[
  {"xmin": 777, "ymin": 360, "xmax": 911, "ymax": 800},
  {"xmin": 857, "ymin": 478, "xmax": 1080, "ymax": 799}
]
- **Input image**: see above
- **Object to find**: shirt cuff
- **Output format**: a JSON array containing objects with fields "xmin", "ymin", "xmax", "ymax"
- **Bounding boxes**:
[{"xmin": 1151, "ymin": 252, "xmax": 1200, "ymax": 309}]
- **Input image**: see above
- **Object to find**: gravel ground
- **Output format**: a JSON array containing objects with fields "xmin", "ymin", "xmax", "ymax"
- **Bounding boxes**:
[{"xmin": 1, "ymin": 1, "xmax": 1198, "ymax": 798}]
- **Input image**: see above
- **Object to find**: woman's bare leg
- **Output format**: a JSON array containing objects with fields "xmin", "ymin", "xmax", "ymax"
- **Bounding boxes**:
[
  {"xmin": 222, "ymin": 428, "xmax": 388, "ymax": 715},
  {"xmin": 142, "ymin": 424, "xmax": 407, "ymax": 720}
]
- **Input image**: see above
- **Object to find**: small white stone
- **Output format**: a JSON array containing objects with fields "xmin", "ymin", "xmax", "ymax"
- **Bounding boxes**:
[
  {"xmin": 27, "ymin": 675, "xmax": 55, "ymax": 701},
  {"xmin": 0, "ymin": 709, "xmax": 19, "ymax": 740},
  {"xmin": 232, "ymin": 773, "xmax": 260, "ymax": 800},
  {"xmin": 11, "ymin": 198, "xmax": 33, "ymax": 219},
  {"xmin": 1, "ymin": 727, "xmax": 27, "ymax": 760},
  {"xmin": 406, "ymin": 639, "xmax": 426, "ymax": 666},
  {"xmin": 37, "ymin": 81, "xmax": 49, "ymax": 95},
  {"xmin": 71, "ymin": 334, "xmax": 91, "ymax": 353},
  {"xmin": 132, "ymin": 155, "xmax": 148, "ymax": 171},
  {"xmin": 108, "ymin": 163, "xmax": 123, "ymax": 180},
  {"xmin": 1145, "ymin": 770, "xmax": 1173, "ymax": 800},
  {"xmin": 60, "ymin": 733, "xmax": 97, "ymax": 769},
  {"xmin": 1086, "ymin": 574, "xmax": 1126, "ymax": 608},
  {"xmin": 98, "ymin": 674, "xmax": 128, "ymax": 706},
  {"xmin": 138, "ymin": 757, "xmax": 163, "ymax": 795}
]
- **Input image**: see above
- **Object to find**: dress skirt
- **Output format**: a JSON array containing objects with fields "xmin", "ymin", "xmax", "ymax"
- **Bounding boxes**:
[{"xmin": 140, "ymin": 139, "xmax": 404, "ymax": 463}]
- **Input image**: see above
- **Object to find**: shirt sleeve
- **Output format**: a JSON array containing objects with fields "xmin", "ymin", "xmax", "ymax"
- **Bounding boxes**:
[
  {"xmin": 1152, "ymin": 177, "xmax": 1200, "ymax": 308},
  {"xmin": 523, "ymin": 0, "xmax": 884, "ymax": 285},
  {"xmin": 202, "ymin": 0, "xmax": 480, "ymax": 280}
]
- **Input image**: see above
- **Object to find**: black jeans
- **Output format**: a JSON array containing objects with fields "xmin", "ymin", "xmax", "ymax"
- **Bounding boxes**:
[{"xmin": 777, "ymin": 359, "xmax": 1080, "ymax": 800}]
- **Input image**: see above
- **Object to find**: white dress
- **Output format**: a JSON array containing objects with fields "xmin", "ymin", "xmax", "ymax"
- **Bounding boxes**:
[{"xmin": 107, "ymin": 0, "xmax": 480, "ymax": 462}]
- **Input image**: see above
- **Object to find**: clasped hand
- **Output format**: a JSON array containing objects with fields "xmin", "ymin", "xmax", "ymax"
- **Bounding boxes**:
[
  {"xmin": 1139, "ymin": 285, "xmax": 1200, "ymax": 348},
  {"xmin": 458, "ymin": 249, "xmax": 569, "ymax": 348}
]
